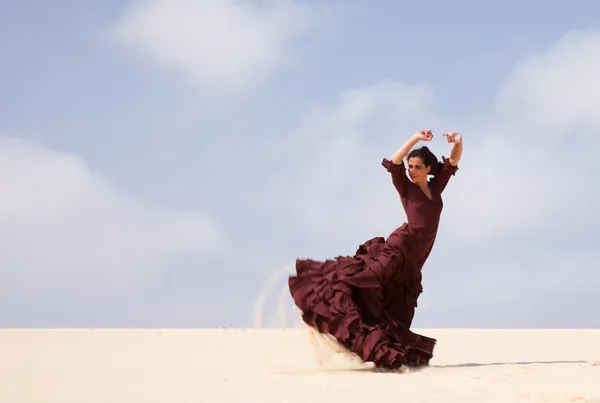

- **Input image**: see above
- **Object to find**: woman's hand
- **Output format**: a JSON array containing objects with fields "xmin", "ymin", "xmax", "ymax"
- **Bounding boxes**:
[
  {"xmin": 416, "ymin": 129, "xmax": 433, "ymax": 141},
  {"xmin": 443, "ymin": 132, "xmax": 462, "ymax": 143},
  {"xmin": 391, "ymin": 129, "xmax": 431, "ymax": 164},
  {"xmin": 443, "ymin": 132, "xmax": 463, "ymax": 166}
]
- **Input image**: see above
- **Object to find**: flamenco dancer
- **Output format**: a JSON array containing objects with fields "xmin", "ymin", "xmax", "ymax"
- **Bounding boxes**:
[{"xmin": 288, "ymin": 129, "xmax": 462, "ymax": 370}]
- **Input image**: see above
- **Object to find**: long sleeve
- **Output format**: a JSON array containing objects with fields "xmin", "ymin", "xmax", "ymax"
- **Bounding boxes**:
[
  {"xmin": 382, "ymin": 158, "xmax": 409, "ymax": 196},
  {"xmin": 431, "ymin": 156, "xmax": 458, "ymax": 194}
]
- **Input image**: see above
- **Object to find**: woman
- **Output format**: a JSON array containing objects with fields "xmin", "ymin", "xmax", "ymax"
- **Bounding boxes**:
[{"xmin": 288, "ymin": 129, "xmax": 463, "ymax": 370}]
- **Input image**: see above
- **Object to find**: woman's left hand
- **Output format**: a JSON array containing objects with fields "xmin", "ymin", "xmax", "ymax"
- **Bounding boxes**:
[{"xmin": 443, "ymin": 132, "xmax": 462, "ymax": 143}]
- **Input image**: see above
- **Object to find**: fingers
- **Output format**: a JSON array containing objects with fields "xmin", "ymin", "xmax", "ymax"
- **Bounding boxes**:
[
  {"xmin": 416, "ymin": 129, "xmax": 433, "ymax": 141},
  {"xmin": 442, "ymin": 132, "xmax": 460, "ymax": 143},
  {"xmin": 418, "ymin": 130, "xmax": 459, "ymax": 142}
]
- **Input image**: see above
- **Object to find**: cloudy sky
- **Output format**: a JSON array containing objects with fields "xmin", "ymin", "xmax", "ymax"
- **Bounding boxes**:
[{"xmin": 2, "ymin": 0, "xmax": 599, "ymax": 328}]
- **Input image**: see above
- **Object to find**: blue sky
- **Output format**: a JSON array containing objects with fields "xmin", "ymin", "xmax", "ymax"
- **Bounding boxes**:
[{"xmin": 1, "ymin": 0, "xmax": 599, "ymax": 328}]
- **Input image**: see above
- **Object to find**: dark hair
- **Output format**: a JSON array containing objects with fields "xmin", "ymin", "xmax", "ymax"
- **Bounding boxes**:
[{"xmin": 407, "ymin": 146, "xmax": 439, "ymax": 176}]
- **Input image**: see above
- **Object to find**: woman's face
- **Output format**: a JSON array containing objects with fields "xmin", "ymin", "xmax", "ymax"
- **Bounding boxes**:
[{"xmin": 407, "ymin": 156, "xmax": 430, "ymax": 183}]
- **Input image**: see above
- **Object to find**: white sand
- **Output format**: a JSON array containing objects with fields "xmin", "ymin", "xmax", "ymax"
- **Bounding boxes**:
[{"xmin": 1, "ymin": 328, "xmax": 599, "ymax": 402}]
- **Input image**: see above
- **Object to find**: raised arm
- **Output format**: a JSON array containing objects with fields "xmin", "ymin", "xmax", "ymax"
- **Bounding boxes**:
[
  {"xmin": 443, "ymin": 132, "xmax": 462, "ymax": 166},
  {"xmin": 383, "ymin": 129, "xmax": 432, "ymax": 195},
  {"xmin": 390, "ymin": 129, "xmax": 432, "ymax": 164},
  {"xmin": 431, "ymin": 132, "xmax": 462, "ymax": 193}
]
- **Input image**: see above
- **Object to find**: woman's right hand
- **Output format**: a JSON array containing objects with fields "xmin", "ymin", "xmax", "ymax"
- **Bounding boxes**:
[
  {"xmin": 415, "ymin": 129, "xmax": 433, "ymax": 141},
  {"xmin": 391, "ymin": 129, "xmax": 431, "ymax": 164}
]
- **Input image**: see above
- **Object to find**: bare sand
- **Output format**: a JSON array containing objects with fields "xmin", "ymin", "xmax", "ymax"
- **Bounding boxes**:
[{"xmin": 1, "ymin": 328, "xmax": 599, "ymax": 402}]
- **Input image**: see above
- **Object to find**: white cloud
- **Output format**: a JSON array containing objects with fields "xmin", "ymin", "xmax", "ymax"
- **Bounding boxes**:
[
  {"xmin": 111, "ymin": 0, "xmax": 317, "ymax": 94},
  {"xmin": 0, "ymin": 137, "xmax": 228, "ymax": 306},
  {"xmin": 417, "ymin": 248, "xmax": 600, "ymax": 327},
  {"xmin": 442, "ymin": 30, "xmax": 600, "ymax": 243},
  {"xmin": 494, "ymin": 30, "xmax": 600, "ymax": 135}
]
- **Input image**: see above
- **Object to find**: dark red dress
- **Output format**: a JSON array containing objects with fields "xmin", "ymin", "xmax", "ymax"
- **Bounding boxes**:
[{"xmin": 288, "ymin": 156, "xmax": 458, "ymax": 369}]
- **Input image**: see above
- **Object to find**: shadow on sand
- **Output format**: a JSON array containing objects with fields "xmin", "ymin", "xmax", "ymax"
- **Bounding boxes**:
[
  {"xmin": 275, "ymin": 360, "xmax": 594, "ymax": 375},
  {"xmin": 432, "ymin": 360, "xmax": 589, "ymax": 368}
]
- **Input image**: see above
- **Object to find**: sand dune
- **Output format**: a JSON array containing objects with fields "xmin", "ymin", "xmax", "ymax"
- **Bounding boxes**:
[{"xmin": 1, "ymin": 328, "xmax": 599, "ymax": 402}]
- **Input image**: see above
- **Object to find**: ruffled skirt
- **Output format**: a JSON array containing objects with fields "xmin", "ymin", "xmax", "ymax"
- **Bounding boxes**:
[{"xmin": 288, "ymin": 235, "xmax": 436, "ymax": 369}]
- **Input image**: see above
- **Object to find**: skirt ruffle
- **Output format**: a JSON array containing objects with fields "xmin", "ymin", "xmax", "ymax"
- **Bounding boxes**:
[{"xmin": 288, "ymin": 236, "xmax": 436, "ymax": 369}]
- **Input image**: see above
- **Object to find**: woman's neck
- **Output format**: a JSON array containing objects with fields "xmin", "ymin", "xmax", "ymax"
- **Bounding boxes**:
[{"xmin": 415, "ymin": 179, "xmax": 428, "ymax": 190}]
